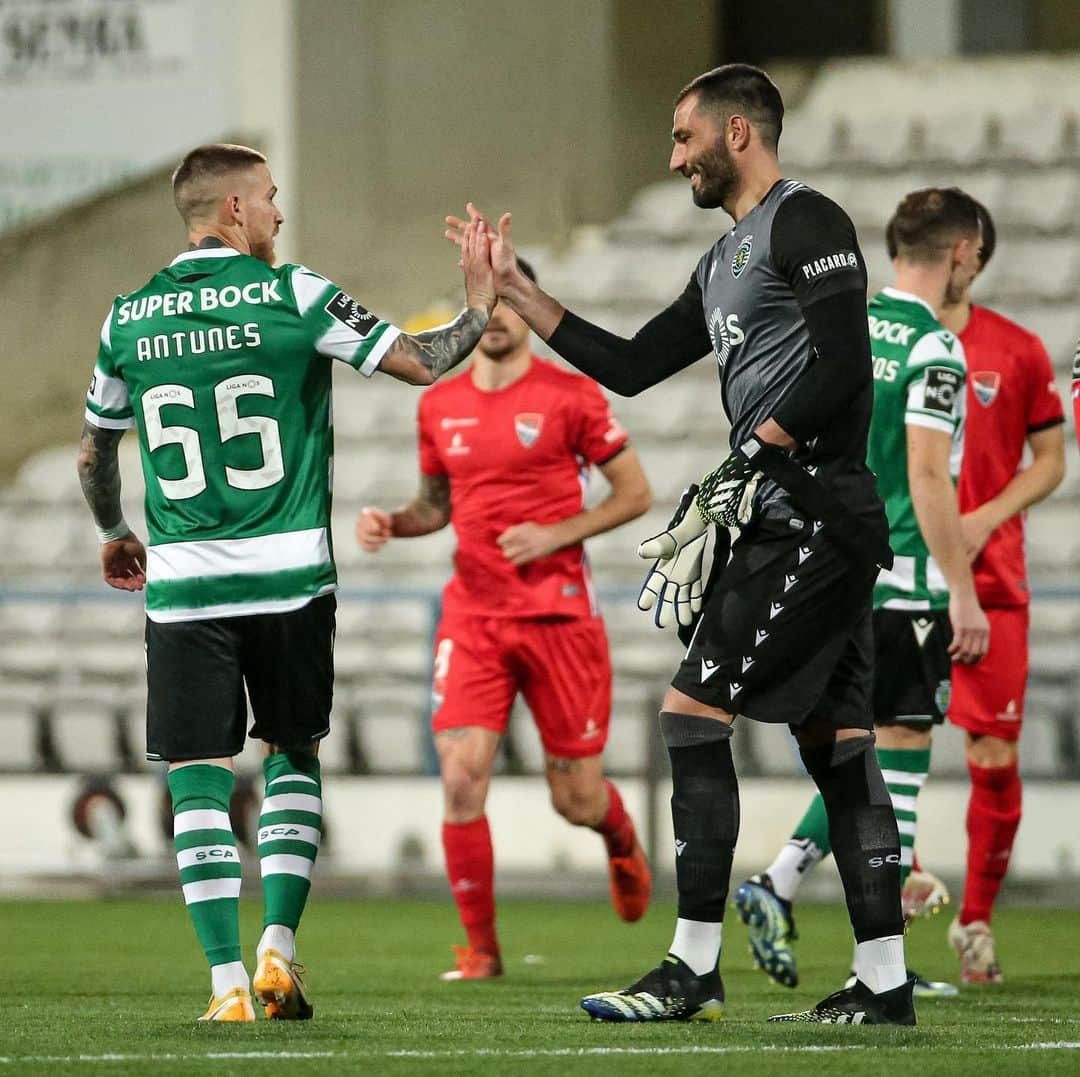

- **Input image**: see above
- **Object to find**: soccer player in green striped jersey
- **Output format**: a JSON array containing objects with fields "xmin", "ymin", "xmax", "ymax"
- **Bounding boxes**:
[
  {"xmin": 736, "ymin": 188, "xmax": 990, "ymax": 999},
  {"xmin": 76, "ymin": 143, "xmax": 496, "ymax": 1022}
]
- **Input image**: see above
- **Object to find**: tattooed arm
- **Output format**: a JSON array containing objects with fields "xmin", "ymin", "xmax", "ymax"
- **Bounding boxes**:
[
  {"xmin": 378, "ymin": 209, "xmax": 496, "ymax": 385},
  {"xmin": 355, "ymin": 473, "xmax": 452, "ymax": 550},
  {"xmin": 76, "ymin": 420, "xmax": 146, "ymax": 591},
  {"xmin": 378, "ymin": 308, "xmax": 491, "ymax": 386}
]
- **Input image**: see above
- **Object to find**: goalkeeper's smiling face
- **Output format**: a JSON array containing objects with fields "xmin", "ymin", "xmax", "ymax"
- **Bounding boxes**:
[
  {"xmin": 477, "ymin": 300, "xmax": 530, "ymax": 361},
  {"xmin": 670, "ymin": 93, "xmax": 738, "ymax": 210}
]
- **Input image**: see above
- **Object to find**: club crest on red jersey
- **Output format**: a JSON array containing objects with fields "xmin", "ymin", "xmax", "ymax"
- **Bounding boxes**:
[
  {"xmin": 514, "ymin": 412, "xmax": 544, "ymax": 448},
  {"xmin": 972, "ymin": 371, "xmax": 1001, "ymax": 407}
]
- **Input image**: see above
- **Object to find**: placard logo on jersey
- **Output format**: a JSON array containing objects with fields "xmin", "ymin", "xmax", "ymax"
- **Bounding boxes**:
[
  {"xmin": 800, "ymin": 250, "xmax": 859, "ymax": 281},
  {"xmin": 731, "ymin": 234, "xmax": 753, "ymax": 278},
  {"xmin": 972, "ymin": 371, "xmax": 1001, "ymax": 407},
  {"xmin": 325, "ymin": 291, "xmax": 377, "ymax": 336},
  {"xmin": 923, "ymin": 366, "xmax": 961, "ymax": 414},
  {"xmin": 514, "ymin": 412, "xmax": 544, "ymax": 448}
]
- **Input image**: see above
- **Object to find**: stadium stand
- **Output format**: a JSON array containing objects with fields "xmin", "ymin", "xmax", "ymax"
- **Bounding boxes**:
[{"xmin": 1, "ymin": 55, "xmax": 1077, "ymax": 785}]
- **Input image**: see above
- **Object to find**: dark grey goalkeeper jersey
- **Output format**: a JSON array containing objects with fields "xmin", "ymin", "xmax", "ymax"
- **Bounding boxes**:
[
  {"xmin": 694, "ymin": 179, "xmax": 873, "ymax": 514},
  {"xmin": 546, "ymin": 177, "xmax": 881, "ymax": 522}
]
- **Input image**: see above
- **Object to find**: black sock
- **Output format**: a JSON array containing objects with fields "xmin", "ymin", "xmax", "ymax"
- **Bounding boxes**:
[
  {"xmin": 800, "ymin": 736, "xmax": 904, "ymax": 942},
  {"xmin": 659, "ymin": 712, "xmax": 739, "ymax": 922}
]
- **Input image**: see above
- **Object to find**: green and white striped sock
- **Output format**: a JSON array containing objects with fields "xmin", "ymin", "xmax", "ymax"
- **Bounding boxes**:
[
  {"xmin": 877, "ymin": 746, "xmax": 931, "ymax": 887},
  {"xmin": 168, "ymin": 764, "xmax": 244, "ymax": 973},
  {"xmin": 258, "ymin": 751, "xmax": 322, "ymax": 958}
]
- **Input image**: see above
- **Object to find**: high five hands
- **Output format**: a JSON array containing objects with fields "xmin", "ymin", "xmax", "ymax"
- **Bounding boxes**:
[
  {"xmin": 453, "ymin": 203, "xmax": 498, "ymax": 315},
  {"xmin": 446, "ymin": 203, "xmax": 538, "ymax": 307},
  {"xmin": 446, "ymin": 204, "xmax": 564, "ymax": 338}
]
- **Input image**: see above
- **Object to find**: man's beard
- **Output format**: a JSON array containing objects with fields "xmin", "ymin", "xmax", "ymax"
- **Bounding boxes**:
[
  {"xmin": 689, "ymin": 142, "xmax": 738, "ymax": 209},
  {"xmin": 944, "ymin": 271, "xmax": 970, "ymax": 306},
  {"xmin": 478, "ymin": 337, "xmax": 519, "ymax": 360}
]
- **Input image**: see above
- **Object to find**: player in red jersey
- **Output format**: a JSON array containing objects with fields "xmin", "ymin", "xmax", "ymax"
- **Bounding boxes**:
[
  {"xmin": 356, "ymin": 260, "xmax": 653, "ymax": 981},
  {"xmin": 936, "ymin": 203, "xmax": 1065, "ymax": 983},
  {"xmin": 1072, "ymin": 339, "xmax": 1080, "ymax": 450}
]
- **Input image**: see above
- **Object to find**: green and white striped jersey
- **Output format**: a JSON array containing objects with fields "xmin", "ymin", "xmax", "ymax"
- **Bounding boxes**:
[
  {"xmin": 85, "ymin": 247, "xmax": 403, "ymax": 623},
  {"xmin": 867, "ymin": 287, "xmax": 967, "ymax": 611}
]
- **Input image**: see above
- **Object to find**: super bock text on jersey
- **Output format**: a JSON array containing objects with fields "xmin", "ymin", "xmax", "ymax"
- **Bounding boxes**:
[{"xmin": 85, "ymin": 247, "xmax": 405, "ymax": 624}]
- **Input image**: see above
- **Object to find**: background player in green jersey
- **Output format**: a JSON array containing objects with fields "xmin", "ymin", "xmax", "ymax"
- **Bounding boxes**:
[
  {"xmin": 76, "ymin": 143, "xmax": 496, "ymax": 1022},
  {"xmin": 736, "ymin": 187, "xmax": 990, "ymax": 995}
]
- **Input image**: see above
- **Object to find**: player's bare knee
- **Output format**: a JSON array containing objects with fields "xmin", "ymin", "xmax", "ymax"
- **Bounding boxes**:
[
  {"xmin": 549, "ymin": 785, "xmax": 599, "ymax": 826},
  {"xmin": 546, "ymin": 756, "xmax": 605, "ymax": 825},
  {"xmin": 659, "ymin": 687, "xmax": 733, "ymax": 724},
  {"xmin": 965, "ymin": 733, "xmax": 1017, "ymax": 769},
  {"xmin": 875, "ymin": 721, "xmax": 932, "ymax": 750}
]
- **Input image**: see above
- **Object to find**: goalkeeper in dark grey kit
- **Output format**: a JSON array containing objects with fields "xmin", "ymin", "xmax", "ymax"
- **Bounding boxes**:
[{"xmin": 447, "ymin": 64, "xmax": 911, "ymax": 1025}]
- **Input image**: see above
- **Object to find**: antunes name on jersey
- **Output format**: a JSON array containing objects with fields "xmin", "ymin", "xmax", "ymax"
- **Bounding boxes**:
[{"xmin": 135, "ymin": 322, "xmax": 262, "ymax": 361}]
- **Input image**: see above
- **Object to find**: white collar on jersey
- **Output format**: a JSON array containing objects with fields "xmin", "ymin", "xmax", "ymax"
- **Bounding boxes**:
[
  {"xmin": 169, "ymin": 247, "xmax": 244, "ymax": 266},
  {"xmin": 881, "ymin": 286, "xmax": 938, "ymax": 320}
]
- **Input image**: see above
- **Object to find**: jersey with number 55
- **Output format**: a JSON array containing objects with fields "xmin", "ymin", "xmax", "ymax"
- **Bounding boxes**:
[
  {"xmin": 866, "ymin": 287, "xmax": 967, "ymax": 612},
  {"xmin": 85, "ymin": 247, "xmax": 404, "ymax": 623}
]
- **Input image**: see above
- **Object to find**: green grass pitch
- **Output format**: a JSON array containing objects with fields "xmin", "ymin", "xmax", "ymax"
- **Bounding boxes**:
[{"xmin": 6, "ymin": 897, "xmax": 1080, "ymax": 1075}]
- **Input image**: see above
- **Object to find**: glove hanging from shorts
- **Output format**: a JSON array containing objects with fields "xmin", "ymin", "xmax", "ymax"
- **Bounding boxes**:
[
  {"xmin": 696, "ymin": 436, "xmax": 766, "ymax": 528},
  {"xmin": 637, "ymin": 483, "xmax": 709, "ymax": 629}
]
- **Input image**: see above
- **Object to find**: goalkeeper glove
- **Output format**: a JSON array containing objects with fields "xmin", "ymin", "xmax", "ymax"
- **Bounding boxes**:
[
  {"xmin": 637, "ymin": 484, "xmax": 708, "ymax": 629},
  {"xmin": 696, "ymin": 436, "xmax": 765, "ymax": 528}
]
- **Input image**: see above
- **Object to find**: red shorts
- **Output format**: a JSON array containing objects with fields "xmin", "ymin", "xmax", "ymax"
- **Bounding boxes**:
[
  {"xmin": 431, "ymin": 612, "xmax": 612, "ymax": 758},
  {"xmin": 948, "ymin": 606, "xmax": 1029, "ymax": 742}
]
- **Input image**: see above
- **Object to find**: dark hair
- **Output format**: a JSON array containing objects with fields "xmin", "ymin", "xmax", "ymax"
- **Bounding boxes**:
[
  {"xmin": 886, "ymin": 193, "xmax": 995, "ymax": 271},
  {"xmin": 516, "ymin": 256, "xmax": 537, "ymax": 284},
  {"xmin": 172, "ymin": 143, "xmax": 267, "ymax": 225},
  {"xmin": 676, "ymin": 63, "xmax": 784, "ymax": 151},
  {"xmin": 973, "ymin": 199, "xmax": 996, "ymax": 270},
  {"xmin": 886, "ymin": 187, "xmax": 981, "ymax": 265}
]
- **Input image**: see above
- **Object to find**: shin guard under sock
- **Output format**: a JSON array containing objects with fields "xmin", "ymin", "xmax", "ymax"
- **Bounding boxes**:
[
  {"xmin": 169, "ymin": 764, "xmax": 243, "ymax": 970},
  {"xmin": 962, "ymin": 760, "xmax": 1022, "ymax": 925},
  {"xmin": 800, "ymin": 736, "xmax": 904, "ymax": 943},
  {"xmin": 259, "ymin": 750, "xmax": 323, "ymax": 940},
  {"xmin": 442, "ymin": 817, "xmax": 498, "ymax": 955},
  {"xmin": 660, "ymin": 712, "xmax": 739, "ymax": 924}
]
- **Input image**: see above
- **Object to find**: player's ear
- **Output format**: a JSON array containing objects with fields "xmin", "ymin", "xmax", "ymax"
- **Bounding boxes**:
[{"xmin": 728, "ymin": 114, "xmax": 752, "ymax": 153}]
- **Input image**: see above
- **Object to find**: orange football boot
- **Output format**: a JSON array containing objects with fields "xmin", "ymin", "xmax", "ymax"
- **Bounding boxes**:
[
  {"xmin": 439, "ymin": 944, "xmax": 504, "ymax": 981},
  {"xmin": 609, "ymin": 840, "xmax": 652, "ymax": 922}
]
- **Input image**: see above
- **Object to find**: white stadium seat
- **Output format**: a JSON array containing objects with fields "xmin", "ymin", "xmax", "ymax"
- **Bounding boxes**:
[
  {"xmin": 347, "ymin": 685, "xmax": 429, "ymax": 773},
  {"xmin": 49, "ymin": 695, "xmax": 123, "ymax": 772},
  {"xmin": 0, "ymin": 696, "xmax": 42, "ymax": 771}
]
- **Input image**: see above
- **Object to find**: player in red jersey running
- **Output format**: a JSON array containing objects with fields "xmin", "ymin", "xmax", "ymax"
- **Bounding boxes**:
[
  {"xmin": 936, "ymin": 203, "xmax": 1065, "ymax": 983},
  {"xmin": 356, "ymin": 260, "xmax": 653, "ymax": 981}
]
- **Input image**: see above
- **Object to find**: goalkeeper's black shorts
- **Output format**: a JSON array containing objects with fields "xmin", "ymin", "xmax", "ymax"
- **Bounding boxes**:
[{"xmin": 670, "ymin": 512, "xmax": 877, "ymax": 730}]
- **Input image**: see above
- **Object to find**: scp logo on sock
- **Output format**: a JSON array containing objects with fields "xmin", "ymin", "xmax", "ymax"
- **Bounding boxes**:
[{"xmin": 867, "ymin": 854, "xmax": 901, "ymax": 868}]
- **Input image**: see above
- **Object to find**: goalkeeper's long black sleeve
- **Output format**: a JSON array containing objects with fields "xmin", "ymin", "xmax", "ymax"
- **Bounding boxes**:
[
  {"xmin": 546, "ymin": 275, "xmax": 712, "ymax": 396},
  {"xmin": 770, "ymin": 288, "xmax": 873, "ymax": 446}
]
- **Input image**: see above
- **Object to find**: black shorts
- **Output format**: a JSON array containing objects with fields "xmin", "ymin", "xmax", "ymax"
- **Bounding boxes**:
[
  {"xmin": 871, "ymin": 608, "xmax": 952, "ymax": 727},
  {"xmin": 672, "ymin": 513, "xmax": 878, "ymax": 730},
  {"xmin": 145, "ymin": 594, "xmax": 336, "ymax": 762}
]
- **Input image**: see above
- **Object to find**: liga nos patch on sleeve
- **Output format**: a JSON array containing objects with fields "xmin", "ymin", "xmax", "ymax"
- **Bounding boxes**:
[
  {"xmin": 325, "ymin": 291, "xmax": 378, "ymax": 337},
  {"xmin": 923, "ymin": 366, "xmax": 962, "ymax": 415}
]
